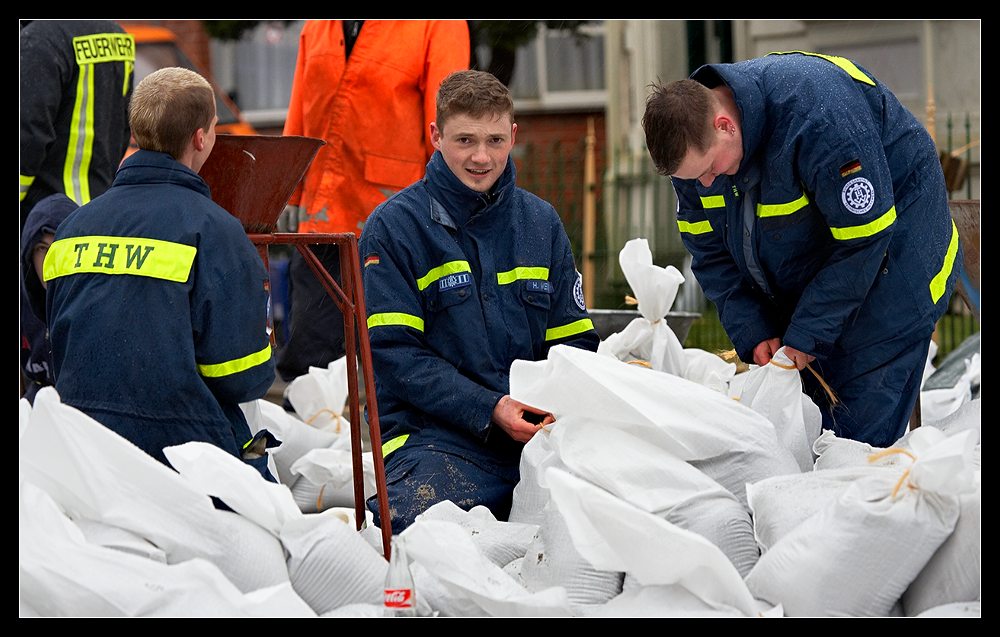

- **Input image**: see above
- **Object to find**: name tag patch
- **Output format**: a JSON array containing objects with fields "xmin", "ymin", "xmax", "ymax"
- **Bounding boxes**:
[
  {"xmin": 438, "ymin": 272, "xmax": 472, "ymax": 291},
  {"xmin": 525, "ymin": 279, "xmax": 553, "ymax": 293}
]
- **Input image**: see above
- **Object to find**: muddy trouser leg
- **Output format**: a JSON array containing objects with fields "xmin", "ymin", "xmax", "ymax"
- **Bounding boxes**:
[
  {"xmin": 366, "ymin": 448, "xmax": 518, "ymax": 533},
  {"xmin": 802, "ymin": 332, "xmax": 932, "ymax": 448},
  {"xmin": 276, "ymin": 244, "xmax": 347, "ymax": 383}
]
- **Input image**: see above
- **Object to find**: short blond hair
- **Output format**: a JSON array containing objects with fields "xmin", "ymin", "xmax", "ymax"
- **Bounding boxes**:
[
  {"xmin": 129, "ymin": 67, "xmax": 215, "ymax": 159},
  {"xmin": 436, "ymin": 70, "xmax": 514, "ymax": 131}
]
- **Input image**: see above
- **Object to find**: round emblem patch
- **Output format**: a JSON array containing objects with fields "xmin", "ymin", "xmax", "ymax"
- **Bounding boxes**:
[
  {"xmin": 841, "ymin": 177, "xmax": 875, "ymax": 215},
  {"xmin": 573, "ymin": 272, "xmax": 586, "ymax": 311}
]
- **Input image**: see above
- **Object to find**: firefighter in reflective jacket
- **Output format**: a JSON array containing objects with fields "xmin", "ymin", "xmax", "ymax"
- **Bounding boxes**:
[
  {"xmin": 20, "ymin": 20, "xmax": 134, "ymax": 228},
  {"xmin": 360, "ymin": 70, "xmax": 599, "ymax": 532},
  {"xmin": 44, "ymin": 68, "xmax": 277, "ymax": 480},
  {"xmin": 642, "ymin": 52, "xmax": 961, "ymax": 447}
]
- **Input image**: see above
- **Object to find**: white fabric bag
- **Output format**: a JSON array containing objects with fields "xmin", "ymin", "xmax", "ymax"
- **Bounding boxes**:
[
  {"xmin": 745, "ymin": 428, "xmax": 978, "ymax": 617},
  {"xmin": 19, "ymin": 477, "xmax": 314, "ymax": 618},
  {"xmin": 548, "ymin": 416, "xmax": 759, "ymax": 576},
  {"xmin": 544, "ymin": 467, "xmax": 766, "ymax": 616},
  {"xmin": 511, "ymin": 345, "xmax": 800, "ymax": 510},
  {"xmin": 682, "ymin": 348, "xmax": 737, "ymax": 394},
  {"xmin": 508, "ymin": 427, "xmax": 563, "ymax": 526},
  {"xmin": 401, "ymin": 518, "xmax": 573, "ymax": 617},
  {"xmin": 285, "ymin": 356, "xmax": 352, "ymax": 432},
  {"xmin": 596, "ymin": 238, "xmax": 687, "ymax": 375},
  {"xmin": 251, "ymin": 398, "xmax": 342, "ymax": 487},
  {"xmin": 417, "ymin": 500, "xmax": 539, "ymax": 568},
  {"xmin": 726, "ymin": 347, "xmax": 821, "ymax": 472},
  {"xmin": 288, "ymin": 445, "xmax": 376, "ymax": 513}
]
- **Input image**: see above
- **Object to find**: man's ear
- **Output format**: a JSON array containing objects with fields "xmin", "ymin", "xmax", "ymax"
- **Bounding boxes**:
[
  {"xmin": 713, "ymin": 114, "xmax": 734, "ymax": 135},
  {"xmin": 429, "ymin": 121, "xmax": 442, "ymax": 150},
  {"xmin": 510, "ymin": 122, "xmax": 518, "ymax": 145},
  {"xmin": 192, "ymin": 127, "xmax": 206, "ymax": 152}
]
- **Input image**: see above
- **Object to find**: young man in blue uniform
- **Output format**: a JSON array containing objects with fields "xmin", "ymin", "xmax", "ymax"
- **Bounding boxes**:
[
  {"xmin": 360, "ymin": 70, "xmax": 600, "ymax": 531},
  {"xmin": 642, "ymin": 52, "xmax": 961, "ymax": 447},
  {"xmin": 44, "ymin": 67, "xmax": 277, "ymax": 479}
]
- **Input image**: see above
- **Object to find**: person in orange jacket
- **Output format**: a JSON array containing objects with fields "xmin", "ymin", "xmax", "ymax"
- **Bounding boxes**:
[{"xmin": 276, "ymin": 20, "xmax": 470, "ymax": 387}]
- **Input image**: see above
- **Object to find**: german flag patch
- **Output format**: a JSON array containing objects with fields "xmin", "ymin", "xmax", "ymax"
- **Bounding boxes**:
[
  {"xmin": 364, "ymin": 254, "xmax": 380, "ymax": 268},
  {"xmin": 839, "ymin": 159, "xmax": 863, "ymax": 178}
]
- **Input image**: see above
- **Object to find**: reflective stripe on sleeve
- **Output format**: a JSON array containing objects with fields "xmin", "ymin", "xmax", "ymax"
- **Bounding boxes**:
[
  {"xmin": 545, "ymin": 318, "xmax": 595, "ymax": 342},
  {"xmin": 929, "ymin": 220, "xmax": 960, "ymax": 304},
  {"xmin": 416, "ymin": 260, "xmax": 471, "ymax": 291},
  {"xmin": 382, "ymin": 434, "xmax": 410, "ymax": 458},
  {"xmin": 367, "ymin": 312, "xmax": 425, "ymax": 332},
  {"xmin": 198, "ymin": 343, "xmax": 272, "ymax": 378},
  {"xmin": 677, "ymin": 219, "xmax": 714, "ymax": 235},
  {"xmin": 829, "ymin": 206, "xmax": 896, "ymax": 240},
  {"xmin": 757, "ymin": 192, "xmax": 810, "ymax": 218}
]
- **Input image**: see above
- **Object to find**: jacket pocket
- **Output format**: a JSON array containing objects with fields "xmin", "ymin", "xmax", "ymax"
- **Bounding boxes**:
[{"xmin": 364, "ymin": 153, "xmax": 424, "ymax": 189}]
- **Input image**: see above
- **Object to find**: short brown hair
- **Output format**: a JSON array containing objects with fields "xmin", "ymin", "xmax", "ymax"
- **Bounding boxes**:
[
  {"xmin": 435, "ymin": 70, "xmax": 514, "ymax": 130},
  {"xmin": 129, "ymin": 67, "xmax": 215, "ymax": 160},
  {"xmin": 642, "ymin": 79, "xmax": 715, "ymax": 176}
]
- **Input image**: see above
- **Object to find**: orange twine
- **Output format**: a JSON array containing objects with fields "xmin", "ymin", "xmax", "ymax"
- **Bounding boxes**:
[
  {"xmin": 867, "ymin": 447, "xmax": 919, "ymax": 499},
  {"xmin": 305, "ymin": 408, "xmax": 343, "ymax": 434}
]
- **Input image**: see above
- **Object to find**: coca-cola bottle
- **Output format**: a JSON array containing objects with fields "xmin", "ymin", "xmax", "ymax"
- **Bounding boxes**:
[{"xmin": 383, "ymin": 535, "xmax": 416, "ymax": 617}]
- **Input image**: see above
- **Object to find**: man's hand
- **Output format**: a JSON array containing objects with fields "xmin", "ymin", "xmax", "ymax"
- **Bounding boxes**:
[
  {"xmin": 783, "ymin": 345, "xmax": 816, "ymax": 370},
  {"xmin": 753, "ymin": 337, "xmax": 782, "ymax": 366},
  {"xmin": 276, "ymin": 204, "xmax": 303, "ymax": 233},
  {"xmin": 492, "ymin": 395, "xmax": 554, "ymax": 443}
]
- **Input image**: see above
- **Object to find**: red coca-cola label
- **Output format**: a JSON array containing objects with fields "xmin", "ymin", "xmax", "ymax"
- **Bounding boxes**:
[{"xmin": 384, "ymin": 588, "xmax": 413, "ymax": 607}]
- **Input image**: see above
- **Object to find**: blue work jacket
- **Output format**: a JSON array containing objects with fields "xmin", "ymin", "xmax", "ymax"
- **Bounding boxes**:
[
  {"xmin": 673, "ymin": 52, "xmax": 960, "ymax": 364},
  {"xmin": 44, "ymin": 150, "xmax": 276, "ymax": 476},
  {"xmin": 360, "ymin": 152, "xmax": 599, "ymax": 470}
]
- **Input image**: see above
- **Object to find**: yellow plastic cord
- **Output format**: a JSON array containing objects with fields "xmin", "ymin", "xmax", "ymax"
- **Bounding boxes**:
[
  {"xmin": 305, "ymin": 408, "xmax": 343, "ymax": 434},
  {"xmin": 866, "ymin": 447, "xmax": 919, "ymax": 499}
]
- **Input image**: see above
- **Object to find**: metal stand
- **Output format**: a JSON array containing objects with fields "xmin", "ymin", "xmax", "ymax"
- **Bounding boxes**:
[{"xmin": 249, "ymin": 232, "xmax": 391, "ymax": 558}]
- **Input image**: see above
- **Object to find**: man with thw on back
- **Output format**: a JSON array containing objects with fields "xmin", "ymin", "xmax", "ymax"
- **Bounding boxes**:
[{"xmin": 43, "ymin": 67, "xmax": 278, "ymax": 480}]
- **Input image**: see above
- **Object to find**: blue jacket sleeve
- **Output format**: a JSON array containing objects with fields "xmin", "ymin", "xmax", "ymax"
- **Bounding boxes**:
[
  {"xmin": 360, "ymin": 230, "xmax": 504, "ymax": 442},
  {"xmin": 541, "ymin": 221, "xmax": 600, "ymax": 356},
  {"xmin": 783, "ymin": 112, "xmax": 898, "ymax": 358},
  {"xmin": 672, "ymin": 178, "xmax": 781, "ymax": 362},
  {"xmin": 191, "ymin": 223, "xmax": 275, "ymax": 404}
]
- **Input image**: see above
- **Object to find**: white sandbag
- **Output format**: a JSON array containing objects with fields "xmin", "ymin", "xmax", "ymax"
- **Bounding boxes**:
[
  {"xmin": 511, "ymin": 345, "xmax": 799, "ymax": 510},
  {"xmin": 581, "ymin": 585, "xmax": 750, "ymax": 618},
  {"xmin": 926, "ymin": 396, "xmax": 981, "ymax": 439},
  {"xmin": 519, "ymin": 503, "xmax": 625, "ymax": 608},
  {"xmin": 253, "ymin": 399, "xmax": 343, "ymax": 487},
  {"xmin": 282, "ymin": 509, "xmax": 388, "ymax": 614},
  {"xmin": 920, "ymin": 353, "xmax": 980, "ymax": 424},
  {"xmin": 285, "ymin": 356, "xmax": 352, "ymax": 432},
  {"xmin": 19, "ymin": 396, "xmax": 30, "ymax": 439},
  {"xmin": 503, "ymin": 557, "xmax": 525, "ymax": 586},
  {"xmin": 20, "ymin": 389, "xmax": 284, "ymax": 590},
  {"xmin": 916, "ymin": 602, "xmax": 981, "ymax": 618},
  {"xmin": 19, "ymin": 477, "xmax": 315, "ymax": 618},
  {"xmin": 596, "ymin": 238, "xmax": 687, "ymax": 375},
  {"xmin": 509, "ymin": 427, "xmax": 562, "ymax": 526},
  {"xmin": 903, "ymin": 484, "xmax": 982, "ymax": 616},
  {"xmin": 401, "ymin": 519, "xmax": 573, "ymax": 617},
  {"xmin": 811, "ymin": 429, "xmax": 914, "ymax": 471},
  {"xmin": 163, "ymin": 441, "xmax": 303, "ymax": 536},
  {"xmin": 726, "ymin": 348, "xmax": 821, "ymax": 472},
  {"xmin": 289, "ymin": 446, "xmax": 376, "ymax": 513},
  {"xmin": 746, "ymin": 466, "xmax": 886, "ymax": 553},
  {"xmin": 73, "ymin": 517, "xmax": 167, "ymax": 563},
  {"xmin": 545, "ymin": 468, "xmax": 764, "ymax": 616},
  {"xmin": 683, "ymin": 348, "xmax": 737, "ymax": 394},
  {"xmin": 417, "ymin": 500, "xmax": 539, "ymax": 568},
  {"xmin": 548, "ymin": 416, "xmax": 759, "ymax": 576},
  {"xmin": 745, "ymin": 428, "xmax": 978, "ymax": 617}
]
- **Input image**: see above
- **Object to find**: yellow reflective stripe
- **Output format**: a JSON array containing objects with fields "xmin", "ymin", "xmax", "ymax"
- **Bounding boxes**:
[
  {"xmin": 20, "ymin": 174, "xmax": 35, "ymax": 201},
  {"xmin": 929, "ymin": 221, "xmax": 960, "ymax": 304},
  {"xmin": 677, "ymin": 219, "xmax": 714, "ymax": 235},
  {"xmin": 198, "ymin": 343, "xmax": 272, "ymax": 378},
  {"xmin": 829, "ymin": 206, "xmax": 896, "ymax": 241},
  {"xmin": 416, "ymin": 260, "xmax": 471, "ymax": 291},
  {"xmin": 757, "ymin": 193, "xmax": 810, "ymax": 218},
  {"xmin": 545, "ymin": 318, "xmax": 595, "ymax": 342},
  {"xmin": 497, "ymin": 266, "xmax": 550, "ymax": 285},
  {"xmin": 78, "ymin": 62, "xmax": 96, "ymax": 203},
  {"xmin": 768, "ymin": 51, "xmax": 875, "ymax": 86},
  {"xmin": 64, "ymin": 63, "xmax": 89, "ymax": 204},
  {"xmin": 122, "ymin": 60, "xmax": 133, "ymax": 96},
  {"xmin": 382, "ymin": 434, "xmax": 410, "ymax": 458},
  {"xmin": 43, "ymin": 235, "xmax": 197, "ymax": 283},
  {"xmin": 72, "ymin": 33, "xmax": 136, "ymax": 64},
  {"xmin": 700, "ymin": 195, "xmax": 725, "ymax": 209},
  {"xmin": 367, "ymin": 312, "xmax": 425, "ymax": 332}
]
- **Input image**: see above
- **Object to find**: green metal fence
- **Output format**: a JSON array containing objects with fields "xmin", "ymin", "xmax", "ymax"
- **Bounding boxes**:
[{"xmin": 518, "ymin": 134, "xmax": 978, "ymax": 364}]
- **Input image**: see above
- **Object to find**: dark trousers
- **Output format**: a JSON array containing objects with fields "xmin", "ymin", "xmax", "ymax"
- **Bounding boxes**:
[
  {"xmin": 367, "ymin": 446, "xmax": 519, "ymax": 533},
  {"xmin": 802, "ymin": 331, "xmax": 932, "ymax": 448},
  {"xmin": 276, "ymin": 244, "xmax": 347, "ymax": 382}
]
